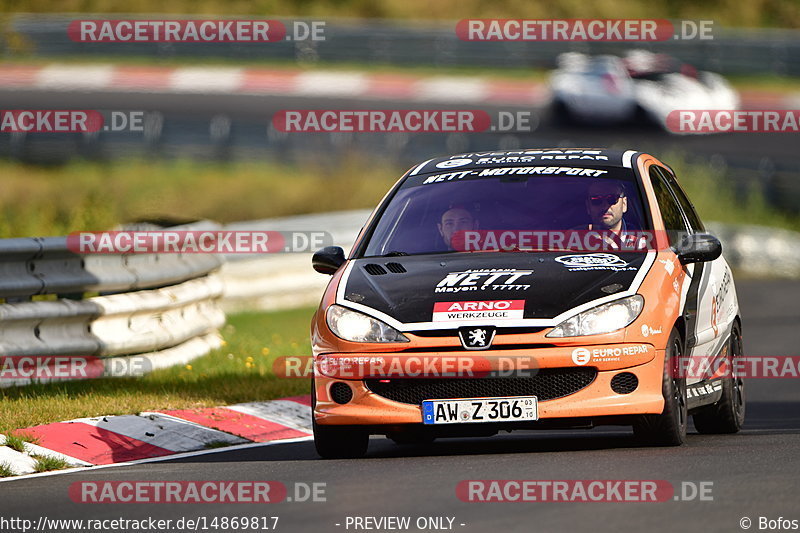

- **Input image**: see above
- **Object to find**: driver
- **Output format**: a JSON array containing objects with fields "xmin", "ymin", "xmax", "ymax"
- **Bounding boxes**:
[
  {"xmin": 586, "ymin": 180, "xmax": 629, "ymax": 234},
  {"xmin": 584, "ymin": 180, "xmax": 644, "ymax": 250},
  {"xmin": 438, "ymin": 205, "xmax": 478, "ymax": 250}
]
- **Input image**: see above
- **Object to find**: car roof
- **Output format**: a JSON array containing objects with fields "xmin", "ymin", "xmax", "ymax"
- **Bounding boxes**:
[{"xmin": 407, "ymin": 148, "xmax": 644, "ymax": 176}]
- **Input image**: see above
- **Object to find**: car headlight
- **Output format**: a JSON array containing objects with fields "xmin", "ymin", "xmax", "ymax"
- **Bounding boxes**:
[
  {"xmin": 326, "ymin": 305, "xmax": 409, "ymax": 343},
  {"xmin": 546, "ymin": 295, "xmax": 644, "ymax": 337}
]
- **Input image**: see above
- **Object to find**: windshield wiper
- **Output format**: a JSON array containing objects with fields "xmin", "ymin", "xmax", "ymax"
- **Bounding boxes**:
[{"xmin": 383, "ymin": 251, "xmax": 409, "ymax": 256}]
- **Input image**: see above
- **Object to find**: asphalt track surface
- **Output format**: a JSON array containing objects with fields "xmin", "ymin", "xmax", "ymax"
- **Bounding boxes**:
[{"xmin": 2, "ymin": 278, "xmax": 798, "ymax": 533}]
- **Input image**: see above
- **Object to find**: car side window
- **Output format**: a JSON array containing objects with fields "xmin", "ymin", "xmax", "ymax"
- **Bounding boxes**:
[
  {"xmin": 649, "ymin": 166, "xmax": 689, "ymax": 246},
  {"xmin": 661, "ymin": 169, "xmax": 705, "ymax": 232}
]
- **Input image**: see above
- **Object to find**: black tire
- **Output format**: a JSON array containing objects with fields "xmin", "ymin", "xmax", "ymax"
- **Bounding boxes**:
[
  {"xmin": 633, "ymin": 328, "xmax": 688, "ymax": 446},
  {"xmin": 313, "ymin": 420, "xmax": 369, "ymax": 459},
  {"xmin": 692, "ymin": 324, "xmax": 746, "ymax": 434},
  {"xmin": 311, "ymin": 378, "xmax": 369, "ymax": 459}
]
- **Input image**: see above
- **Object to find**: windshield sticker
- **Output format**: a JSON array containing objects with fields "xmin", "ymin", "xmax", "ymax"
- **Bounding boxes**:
[
  {"xmin": 478, "ymin": 166, "xmax": 607, "ymax": 176},
  {"xmin": 447, "ymin": 149, "xmax": 609, "ymax": 160},
  {"xmin": 435, "ymin": 158, "xmax": 474, "ymax": 168},
  {"xmin": 422, "ymin": 166, "xmax": 607, "ymax": 184}
]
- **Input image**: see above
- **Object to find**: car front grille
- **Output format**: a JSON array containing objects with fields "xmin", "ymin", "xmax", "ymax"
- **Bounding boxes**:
[{"xmin": 365, "ymin": 367, "xmax": 597, "ymax": 405}]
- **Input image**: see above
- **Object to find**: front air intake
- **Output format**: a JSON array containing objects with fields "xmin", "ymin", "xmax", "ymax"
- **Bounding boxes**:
[
  {"xmin": 330, "ymin": 382, "xmax": 354, "ymax": 404},
  {"xmin": 610, "ymin": 372, "xmax": 639, "ymax": 394},
  {"xmin": 366, "ymin": 368, "xmax": 597, "ymax": 405}
]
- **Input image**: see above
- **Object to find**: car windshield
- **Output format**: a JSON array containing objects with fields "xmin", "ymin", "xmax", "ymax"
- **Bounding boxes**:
[{"xmin": 362, "ymin": 166, "xmax": 649, "ymax": 257}]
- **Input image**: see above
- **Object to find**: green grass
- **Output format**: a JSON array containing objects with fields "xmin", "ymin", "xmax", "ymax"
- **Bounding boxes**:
[
  {"xmin": 0, "ymin": 156, "xmax": 399, "ymax": 238},
  {"xmin": 663, "ymin": 152, "xmax": 800, "ymax": 232},
  {"xmin": 0, "ymin": 152, "xmax": 798, "ymax": 240},
  {"xmin": 2, "ymin": 431, "xmax": 39, "ymax": 452},
  {"xmin": 0, "ymin": 461, "xmax": 14, "ymax": 477},
  {"xmin": 32, "ymin": 454, "xmax": 70, "ymax": 472},
  {"xmin": 0, "ymin": 307, "xmax": 314, "ymax": 433}
]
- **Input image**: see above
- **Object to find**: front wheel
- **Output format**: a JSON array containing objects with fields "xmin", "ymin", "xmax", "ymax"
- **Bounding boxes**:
[
  {"xmin": 313, "ymin": 420, "xmax": 369, "ymax": 459},
  {"xmin": 633, "ymin": 328, "xmax": 688, "ymax": 446},
  {"xmin": 692, "ymin": 323, "xmax": 746, "ymax": 434},
  {"xmin": 311, "ymin": 378, "xmax": 369, "ymax": 459}
]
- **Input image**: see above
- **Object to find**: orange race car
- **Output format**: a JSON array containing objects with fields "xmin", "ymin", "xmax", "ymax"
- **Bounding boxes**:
[{"xmin": 309, "ymin": 149, "xmax": 744, "ymax": 459}]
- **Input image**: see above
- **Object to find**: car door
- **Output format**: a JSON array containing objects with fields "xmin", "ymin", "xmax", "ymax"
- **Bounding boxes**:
[
  {"xmin": 648, "ymin": 165, "xmax": 731, "ymax": 388},
  {"xmin": 661, "ymin": 168, "xmax": 737, "ymax": 365}
]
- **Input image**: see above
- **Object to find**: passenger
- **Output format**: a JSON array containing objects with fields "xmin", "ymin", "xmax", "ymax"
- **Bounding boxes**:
[{"xmin": 438, "ymin": 205, "xmax": 478, "ymax": 250}]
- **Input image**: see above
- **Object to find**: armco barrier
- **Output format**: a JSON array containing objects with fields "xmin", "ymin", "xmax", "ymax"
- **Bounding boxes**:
[
  {"xmin": 0, "ymin": 221, "xmax": 225, "ymax": 387},
  {"xmin": 219, "ymin": 210, "xmax": 369, "ymax": 311}
]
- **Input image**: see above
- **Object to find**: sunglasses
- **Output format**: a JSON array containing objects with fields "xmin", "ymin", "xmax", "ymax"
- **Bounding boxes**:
[{"xmin": 588, "ymin": 194, "xmax": 623, "ymax": 207}]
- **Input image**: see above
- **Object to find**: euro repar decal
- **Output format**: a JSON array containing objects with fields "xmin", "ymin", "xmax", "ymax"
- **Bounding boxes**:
[
  {"xmin": 435, "ymin": 268, "xmax": 533, "ymax": 293},
  {"xmin": 447, "ymin": 149, "xmax": 611, "ymax": 161},
  {"xmin": 572, "ymin": 345, "xmax": 650, "ymax": 365}
]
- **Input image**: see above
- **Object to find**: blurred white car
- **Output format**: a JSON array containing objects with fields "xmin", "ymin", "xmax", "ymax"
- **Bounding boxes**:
[{"xmin": 549, "ymin": 51, "xmax": 740, "ymax": 131}]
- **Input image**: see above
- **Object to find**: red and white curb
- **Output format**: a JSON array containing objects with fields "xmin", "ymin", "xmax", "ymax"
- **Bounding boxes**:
[
  {"xmin": 0, "ymin": 64, "xmax": 797, "ymax": 109},
  {"xmin": 0, "ymin": 395, "xmax": 312, "ymax": 478},
  {"xmin": 0, "ymin": 64, "xmax": 549, "ymax": 104}
]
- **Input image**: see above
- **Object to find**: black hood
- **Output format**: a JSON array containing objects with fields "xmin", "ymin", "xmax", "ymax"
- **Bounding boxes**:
[{"xmin": 340, "ymin": 252, "xmax": 649, "ymax": 325}]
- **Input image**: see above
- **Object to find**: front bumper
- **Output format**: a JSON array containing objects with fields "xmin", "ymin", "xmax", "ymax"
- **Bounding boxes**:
[{"xmin": 314, "ymin": 344, "xmax": 666, "ymax": 427}]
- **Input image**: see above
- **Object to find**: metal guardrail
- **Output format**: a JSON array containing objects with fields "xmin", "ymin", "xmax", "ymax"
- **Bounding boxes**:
[
  {"xmin": 7, "ymin": 15, "xmax": 800, "ymax": 76},
  {"xmin": 0, "ymin": 221, "xmax": 225, "ymax": 387},
  {"xmin": 706, "ymin": 222, "xmax": 800, "ymax": 279},
  {"xmin": 220, "ymin": 211, "xmax": 368, "ymax": 311}
]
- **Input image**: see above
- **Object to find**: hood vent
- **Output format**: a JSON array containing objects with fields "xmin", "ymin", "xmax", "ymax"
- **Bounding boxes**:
[
  {"xmin": 364, "ymin": 262, "xmax": 407, "ymax": 275},
  {"xmin": 385, "ymin": 262, "xmax": 407, "ymax": 273},
  {"xmin": 364, "ymin": 264, "xmax": 387, "ymax": 275}
]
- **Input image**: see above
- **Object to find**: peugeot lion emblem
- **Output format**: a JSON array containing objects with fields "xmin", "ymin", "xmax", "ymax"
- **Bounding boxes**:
[{"xmin": 458, "ymin": 326, "xmax": 496, "ymax": 350}]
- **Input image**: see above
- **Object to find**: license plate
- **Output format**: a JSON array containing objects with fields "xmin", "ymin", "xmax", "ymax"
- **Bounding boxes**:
[{"xmin": 422, "ymin": 396, "xmax": 538, "ymax": 425}]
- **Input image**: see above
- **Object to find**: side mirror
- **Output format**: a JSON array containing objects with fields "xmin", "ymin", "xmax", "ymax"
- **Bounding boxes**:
[
  {"xmin": 676, "ymin": 233, "xmax": 722, "ymax": 265},
  {"xmin": 312, "ymin": 246, "xmax": 346, "ymax": 275}
]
